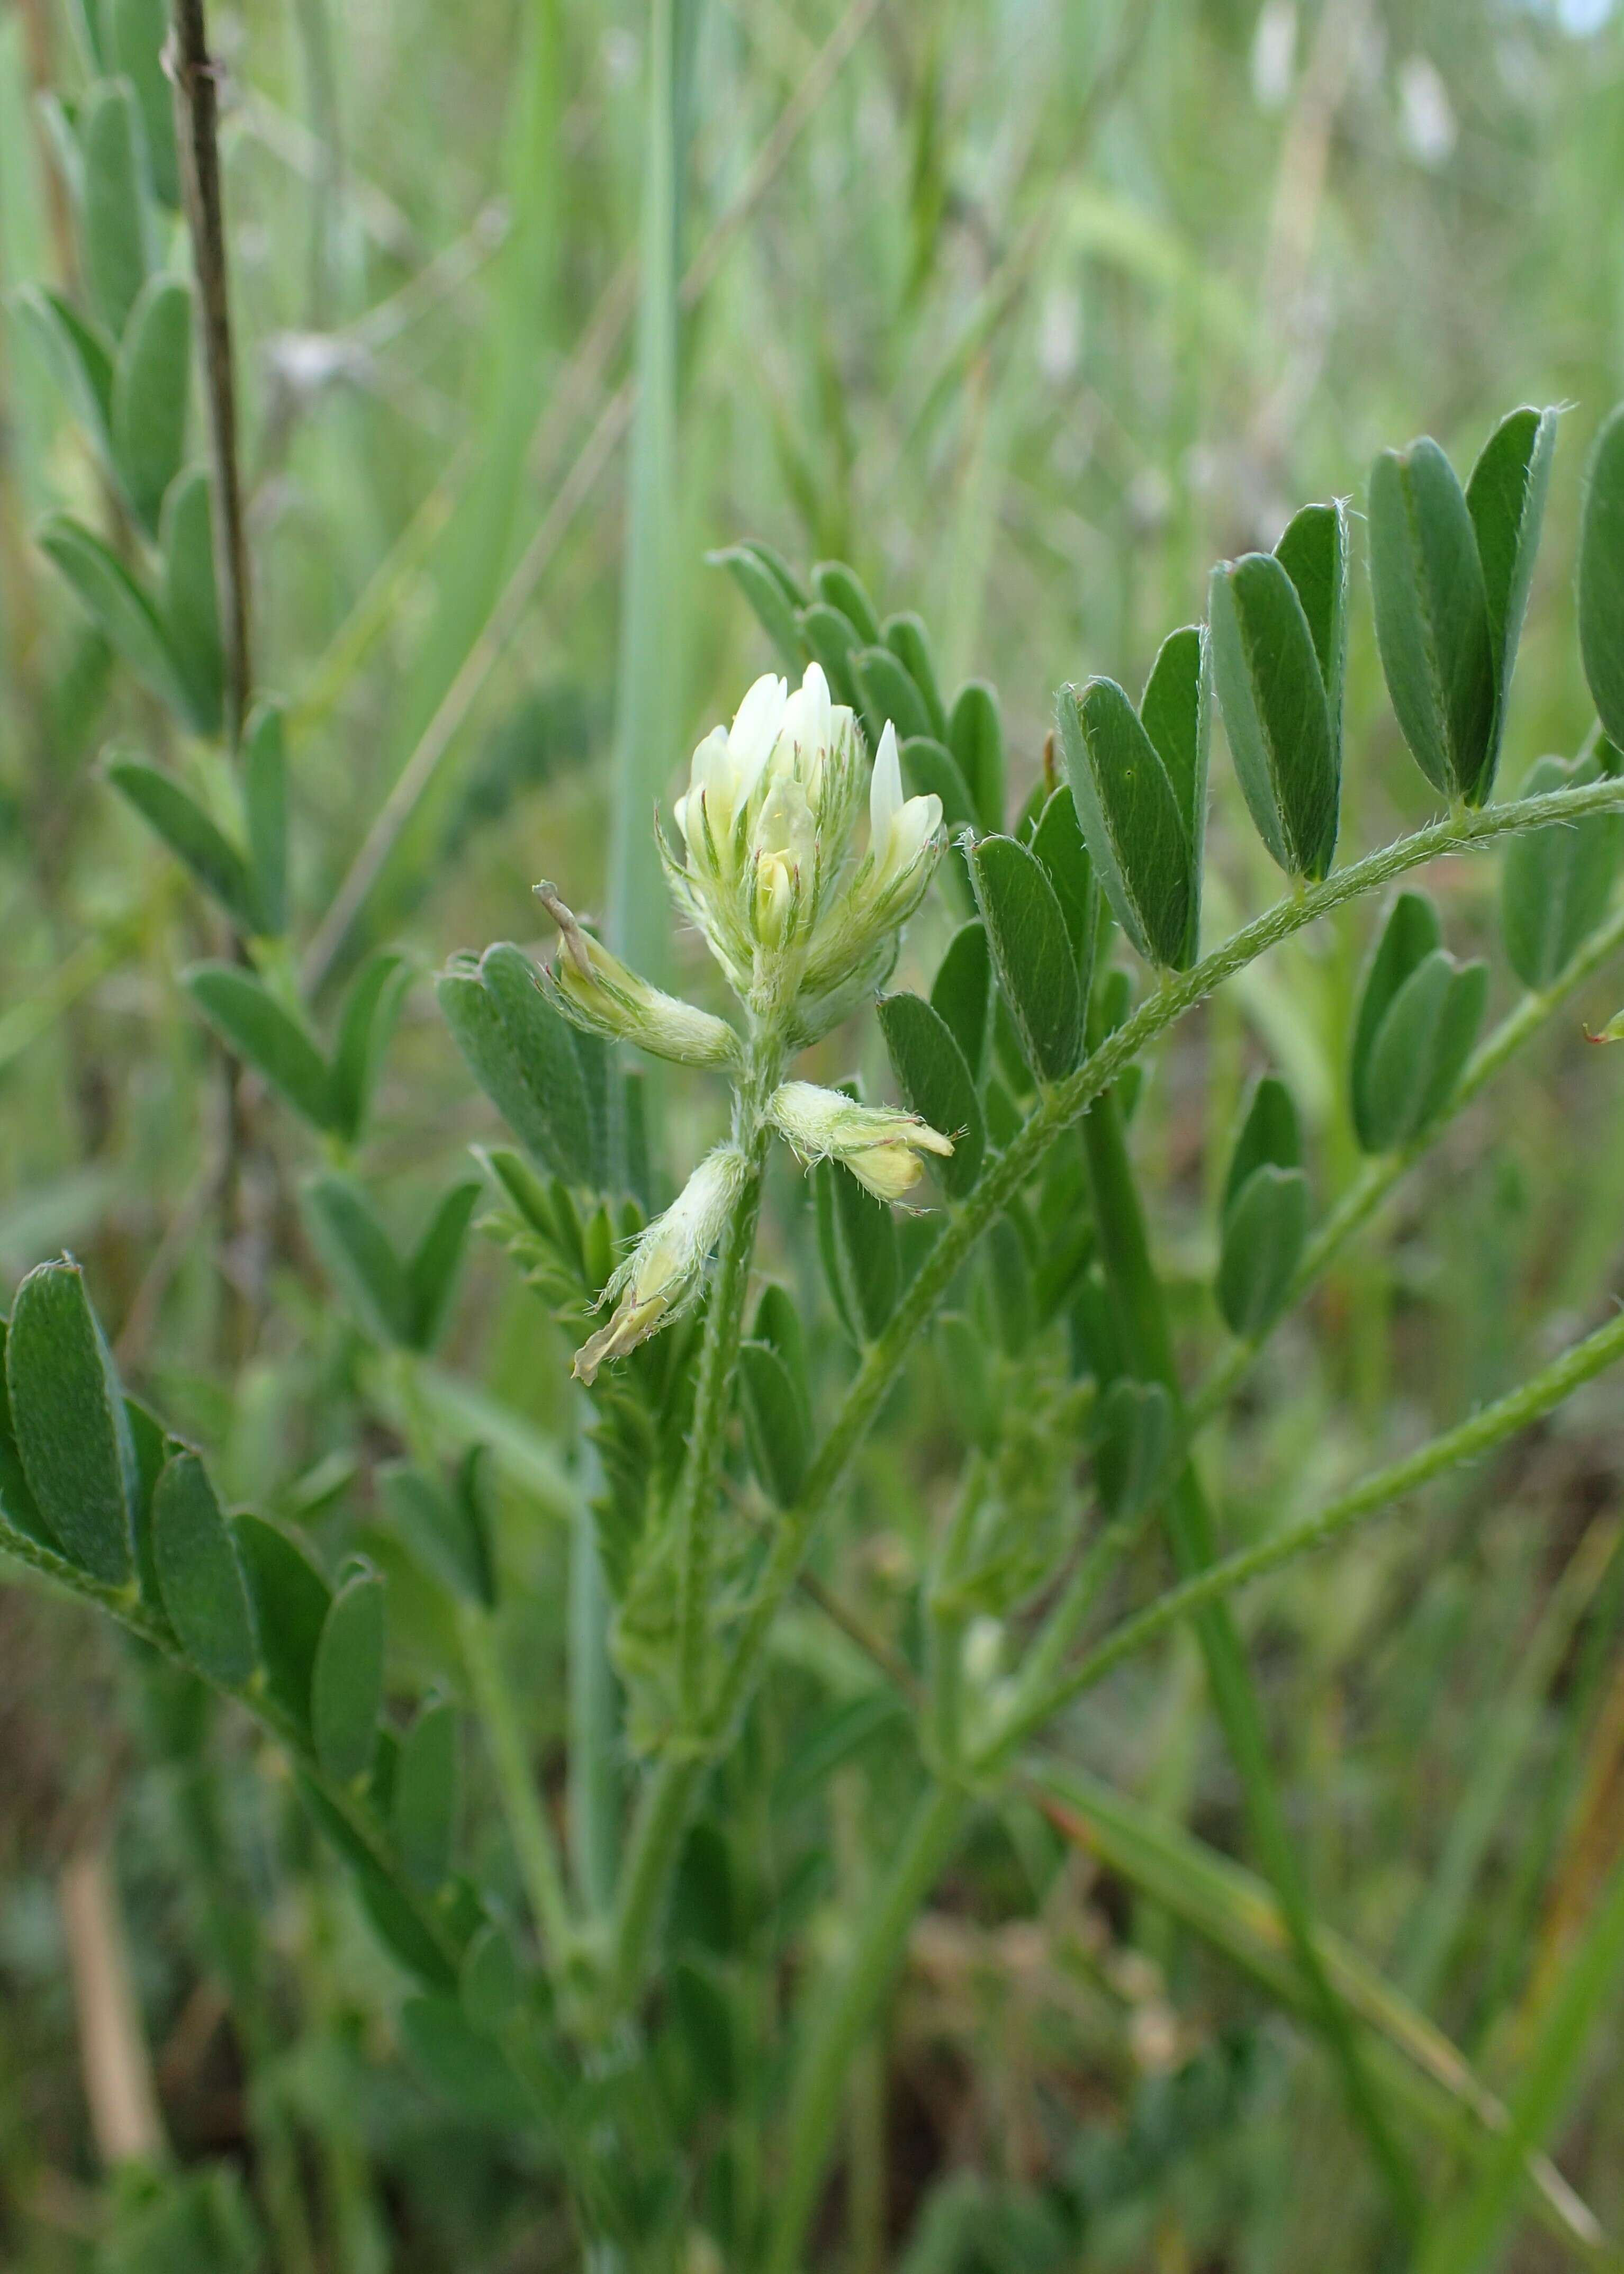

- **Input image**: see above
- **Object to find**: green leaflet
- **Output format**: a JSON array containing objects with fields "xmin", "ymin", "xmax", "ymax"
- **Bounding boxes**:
[
  {"xmin": 1466, "ymin": 407, "xmax": 1557, "ymax": 743},
  {"xmin": 106, "ymin": 755, "xmax": 262, "ymax": 935},
  {"xmin": 184, "ymin": 963, "xmax": 335, "ymax": 1131},
  {"xmin": 4, "ymin": 1257, "xmax": 138, "ymax": 1585},
  {"xmin": 1354, "ymin": 930, "xmax": 1489, "ymax": 1156},
  {"xmin": 407, "ymin": 1181, "xmax": 483, "ymax": 1350},
  {"xmin": 797, "ymin": 600, "xmax": 862, "ymax": 709},
  {"xmin": 930, "ymin": 920, "xmax": 994, "ymax": 1082},
  {"xmin": 1028, "ymin": 784, "xmax": 1099, "ymax": 1003},
  {"xmin": 437, "ymin": 943, "xmax": 598, "ymax": 1187},
  {"xmin": 740, "ymin": 1283, "xmax": 813, "ymax": 1508},
  {"xmin": 1580, "ymin": 404, "xmax": 1624, "ymax": 752},
  {"xmin": 378, "ymin": 1457, "xmax": 498, "ymax": 1610},
  {"xmin": 106, "ymin": 0, "xmax": 180, "ymax": 207},
  {"xmin": 328, "ymin": 948, "xmax": 412, "ymax": 1145},
  {"xmin": 459, "ymin": 1920, "xmax": 521, "ymax": 2035},
  {"xmin": 1215, "ymin": 1078, "xmax": 1313, "ymax": 1335},
  {"xmin": 810, "ymin": 559, "xmax": 880, "ymax": 645},
  {"xmin": 709, "ymin": 542, "xmax": 806, "ymax": 675},
  {"xmin": 1059, "ymin": 625, "xmax": 1208, "ymax": 971},
  {"xmin": 11, "ymin": 285, "xmax": 115, "ymax": 457},
  {"xmin": 1368, "ymin": 437, "xmax": 1499, "ymax": 805},
  {"xmin": 80, "ymin": 78, "xmax": 154, "ymax": 337},
  {"xmin": 1208, "ymin": 529, "xmax": 1340, "ymax": 880},
  {"xmin": 1501, "ymin": 752, "xmax": 1624, "ymax": 990},
  {"xmin": 899, "ymin": 736, "xmax": 978, "ymax": 835},
  {"xmin": 1093, "ymin": 1377, "xmax": 1174, "ymax": 1520},
  {"xmin": 401, "ymin": 1996, "xmax": 535, "ymax": 2129},
  {"xmin": 881, "ymin": 611, "xmax": 949, "ymax": 741},
  {"xmin": 312, "ymin": 1566, "xmax": 388, "ymax": 1785},
  {"xmin": 948, "ymin": 680, "xmax": 1005, "ymax": 836},
  {"xmin": 151, "ymin": 1451, "xmax": 258, "ymax": 1688},
  {"xmin": 39, "ymin": 513, "xmax": 192, "ymax": 722},
  {"xmin": 877, "ymin": 991, "xmax": 984, "ymax": 1197},
  {"xmin": 852, "ymin": 642, "xmax": 933, "ymax": 749},
  {"xmin": 110, "ymin": 274, "xmax": 192, "ymax": 535},
  {"xmin": 160, "ymin": 467, "xmax": 225, "ymax": 737},
  {"xmin": 395, "ymin": 1697, "xmax": 460, "ymax": 1891},
  {"xmin": 967, "ymin": 834, "xmax": 1084, "ymax": 1081},
  {"xmin": 301, "ymin": 1172, "xmax": 413, "ymax": 1346},
  {"xmin": 231, "ymin": 1511, "xmax": 332, "ymax": 1736}
]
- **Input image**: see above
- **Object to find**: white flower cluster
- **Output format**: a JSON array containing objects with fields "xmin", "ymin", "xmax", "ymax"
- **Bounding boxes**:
[
  {"xmin": 541, "ymin": 659, "xmax": 955, "ymax": 1380},
  {"xmin": 663, "ymin": 663, "xmax": 945, "ymax": 1033}
]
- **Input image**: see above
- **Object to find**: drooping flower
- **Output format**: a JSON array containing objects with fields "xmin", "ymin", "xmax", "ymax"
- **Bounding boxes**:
[
  {"xmin": 536, "ymin": 885, "xmax": 741, "ymax": 1068},
  {"xmin": 766, "ymin": 1079, "xmax": 953, "ymax": 1203},
  {"xmin": 573, "ymin": 1146, "xmax": 749, "ymax": 1383}
]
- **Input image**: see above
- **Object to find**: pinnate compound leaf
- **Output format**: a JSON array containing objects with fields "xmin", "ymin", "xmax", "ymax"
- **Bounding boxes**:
[
  {"xmin": 395, "ymin": 1698, "xmax": 459, "ymax": 1891},
  {"xmin": 231, "ymin": 1511, "xmax": 331, "ymax": 1735},
  {"xmin": 39, "ymin": 513, "xmax": 191, "ymax": 720},
  {"xmin": 244, "ymin": 705, "xmax": 288, "ymax": 936},
  {"xmin": 437, "ymin": 944, "xmax": 596, "ymax": 1187},
  {"xmin": 1368, "ymin": 438, "xmax": 1497, "ymax": 804},
  {"xmin": 81, "ymin": 79, "xmax": 154, "ymax": 337},
  {"xmin": 709, "ymin": 542, "xmax": 806, "ymax": 674},
  {"xmin": 1208, "ymin": 548, "xmax": 1338, "ymax": 878},
  {"xmin": 111, "ymin": 274, "xmax": 191, "ymax": 534},
  {"xmin": 877, "ymin": 991, "xmax": 983, "ymax": 1196},
  {"xmin": 5, "ymin": 1258, "xmax": 137, "ymax": 1585},
  {"xmin": 151, "ymin": 1452, "xmax": 257, "ymax": 1685},
  {"xmin": 931, "ymin": 920, "xmax": 994, "ymax": 1082},
  {"xmin": 106, "ymin": 755, "xmax": 261, "ymax": 933},
  {"xmin": 949, "ymin": 680, "xmax": 1006, "ymax": 835},
  {"xmin": 184, "ymin": 964, "xmax": 335, "ymax": 1131},
  {"xmin": 312, "ymin": 1566, "xmax": 387, "ymax": 1784},
  {"xmin": 301, "ymin": 1172, "xmax": 413, "ymax": 1346},
  {"xmin": 160, "ymin": 467, "xmax": 225, "ymax": 735},
  {"xmin": 1501, "ymin": 753, "xmax": 1624, "ymax": 990},
  {"xmin": 1217, "ymin": 1166, "xmax": 1311, "ymax": 1339},
  {"xmin": 1580, "ymin": 403, "xmax": 1624, "ymax": 752},
  {"xmin": 968, "ymin": 834, "xmax": 1084, "ymax": 1080}
]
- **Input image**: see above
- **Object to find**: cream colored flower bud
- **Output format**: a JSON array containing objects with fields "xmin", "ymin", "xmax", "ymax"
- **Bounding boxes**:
[
  {"xmin": 536, "ymin": 886, "xmax": 741, "ymax": 1069},
  {"xmin": 573, "ymin": 1145, "xmax": 748, "ymax": 1383},
  {"xmin": 766, "ymin": 1078, "xmax": 953, "ymax": 1204}
]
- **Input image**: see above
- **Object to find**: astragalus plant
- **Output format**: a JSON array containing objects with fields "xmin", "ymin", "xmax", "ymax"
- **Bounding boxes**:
[{"xmin": 14, "ymin": 369, "xmax": 1624, "ymax": 2269}]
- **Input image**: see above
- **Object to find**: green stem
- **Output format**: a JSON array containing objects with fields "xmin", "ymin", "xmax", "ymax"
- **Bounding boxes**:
[
  {"xmin": 766, "ymin": 1782, "xmax": 969, "ymax": 2272},
  {"xmin": 459, "ymin": 1604, "xmax": 575, "ymax": 1964},
  {"xmin": 1077, "ymin": 1085, "xmax": 1421, "ymax": 2226},
  {"xmin": 1003, "ymin": 1304, "xmax": 1624, "ymax": 1744},
  {"xmin": 676, "ymin": 1150, "xmax": 765, "ymax": 1725},
  {"xmin": 607, "ymin": 1754, "xmax": 705, "ymax": 2018},
  {"xmin": 606, "ymin": 773, "xmax": 1624, "ymax": 2023}
]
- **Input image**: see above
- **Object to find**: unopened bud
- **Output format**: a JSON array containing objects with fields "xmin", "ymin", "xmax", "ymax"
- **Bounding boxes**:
[
  {"xmin": 536, "ymin": 885, "xmax": 741, "ymax": 1069},
  {"xmin": 766, "ymin": 1079, "xmax": 953, "ymax": 1204},
  {"xmin": 573, "ymin": 1145, "xmax": 748, "ymax": 1382}
]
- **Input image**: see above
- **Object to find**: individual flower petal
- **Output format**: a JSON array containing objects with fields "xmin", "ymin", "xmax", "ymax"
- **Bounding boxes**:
[
  {"xmin": 728, "ymin": 672, "xmax": 789, "ymax": 806},
  {"xmin": 869, "ymin": 720, "xmax": 903, "ymax": 842}
]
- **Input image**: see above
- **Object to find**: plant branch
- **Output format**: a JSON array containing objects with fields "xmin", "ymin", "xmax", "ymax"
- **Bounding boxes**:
[
  {"xmin": 603, "ymin": 770, "xmax": 1624, "ymax": 2019},
  {"xmin": 1002, "ymin": 1303, "xmax": 1624, "ymax": 1746},
  {"xmin": 168, "ymin": 0, "xmax": 252, "ymax": 745},
  {"xmin": 459, "ymin": 1605, "xmax": 575, "ymax": 1967}
]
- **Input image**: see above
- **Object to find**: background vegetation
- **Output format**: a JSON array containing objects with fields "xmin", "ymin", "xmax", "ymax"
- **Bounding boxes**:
[{"xmin": 4, "ymin": 0, "xmax": 1624, "ymax": 2266}]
